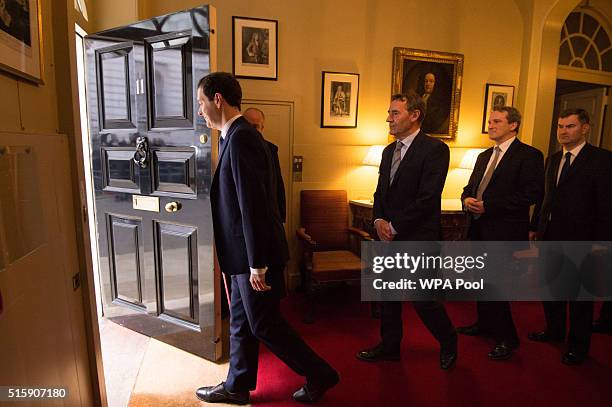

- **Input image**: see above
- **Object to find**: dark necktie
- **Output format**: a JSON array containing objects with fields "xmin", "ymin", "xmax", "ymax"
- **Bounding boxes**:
[
  {"xmin": 557, "ymin": 151, "xmax": 572, "ymax": 185},
  {"xmin": 389, "ymin": 141, "xmax": 403, "ymax": 185}
]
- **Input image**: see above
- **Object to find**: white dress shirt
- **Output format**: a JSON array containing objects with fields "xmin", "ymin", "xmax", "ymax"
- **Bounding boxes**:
[{"xmin": 556, "ymin": 141, "xmax": 586, "ymax": 184}]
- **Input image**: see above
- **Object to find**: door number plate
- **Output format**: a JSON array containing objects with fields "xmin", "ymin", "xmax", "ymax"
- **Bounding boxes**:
[{"xmin": 132, "ymin": 195, "xmax": 160, "ymax": 212}]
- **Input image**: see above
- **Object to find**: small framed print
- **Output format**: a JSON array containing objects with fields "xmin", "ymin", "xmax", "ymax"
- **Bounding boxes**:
[
  {"xmin": 232, "ymin": 16, "xmax": 277, "ymax": 80},
  {"xmin": 482, "ymin": 84, "xmax": 515, "ymax": 133},
  {"xmin": 321, "ymin": 71, "xmax": 359, "ymax": 128}
]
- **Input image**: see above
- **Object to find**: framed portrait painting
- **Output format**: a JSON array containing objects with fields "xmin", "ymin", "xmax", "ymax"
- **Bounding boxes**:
[
  {"xmin": 0, "ymin": 0, "xmax": 43, "ymax": 83},
  {"xmin": 232, "ymin": 16, "xmax": 277, "ymax": 80},
  {"xmin": 321, "ymin": 71, "xmax": 359, "ymax": 128},
  {"xmin": 391, "ymin": 47, "xmax": 463, "ymax": 140},
  {"xmin": 482, "ymin": 84, "xmax": 515, "ymax": 133}
]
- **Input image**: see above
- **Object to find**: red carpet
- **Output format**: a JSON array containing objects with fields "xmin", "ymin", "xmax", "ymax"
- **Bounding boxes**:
[{"xmin": 251, "ymin": 289, "xmax": 612, "ymax": 406}]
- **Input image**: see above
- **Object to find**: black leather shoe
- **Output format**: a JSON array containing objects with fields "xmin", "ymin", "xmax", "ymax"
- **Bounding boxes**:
[
  {"xmin": 562, "ymin": 351, "xmax": 586, "ymax": 365},
  {"xmin": 592, "ymin": 321, "xmax": 612, "ymax": 334},
  {"xmin": 195, "ymin": 382, "xmax": 249, "ymax": 405},
  {"xmin": 528, "ymin": 330, "xmax": 564, "ymax": 343},
  {"xmin": 456, "ymin": 324, "xmax": 481, "ymax": 336},
  {"xmin": 293, "ymin": 371, "xmax": 339, "ymax": 404},
  {"xmin": 440, "ymin": 340, "xmax": 458, "ymax": 370},
  {"xmin": 356, "ymin": 344, "xmax": 400, "ymax": 362},
  {"xmin": 488, "ymin": 343, "xmax": 514, "ymax": 361}
]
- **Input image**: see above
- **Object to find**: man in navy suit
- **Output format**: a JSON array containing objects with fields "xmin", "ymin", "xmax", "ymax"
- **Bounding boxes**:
[
  {"xmin": 356, "ymin": 92, "xmax": 458, "ymax": 370},
  {"xmin": 458, "ymin": 106, "xmax": 544, "ymax": 360},
  {"xmin": 528, "ymin": 108, "xmax": 612, "ymax": 365},
  {"xmin": 195, "ymin": 73, "xmax": 338, "ymax": 404}
]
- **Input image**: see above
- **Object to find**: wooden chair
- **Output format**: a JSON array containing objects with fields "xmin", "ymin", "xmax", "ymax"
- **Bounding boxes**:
[{"xmin": 296, "ymin": 190, "xmax": 372, "ymax": 322}]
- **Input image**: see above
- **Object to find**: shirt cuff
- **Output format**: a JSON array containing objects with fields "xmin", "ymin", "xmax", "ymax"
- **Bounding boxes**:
[
  {"xmin": 389, "ymin": 222, "xmax": 398, "ymax": 235},
  {"xmin": 250, "ymin": 266, "xmax": 268, "ymax": 275}
]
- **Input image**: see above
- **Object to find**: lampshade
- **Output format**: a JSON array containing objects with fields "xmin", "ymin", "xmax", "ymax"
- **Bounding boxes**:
[
  {"xmin": 458, "ymin": 148, "xmax": 486, "ymax": 170},
  {"xmin": 362, "ymin": 145, "xmax": 385, "ymax": 166}
]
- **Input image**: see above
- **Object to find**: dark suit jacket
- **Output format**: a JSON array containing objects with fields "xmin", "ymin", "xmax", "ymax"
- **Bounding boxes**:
[
  {"xmin": 265, "ymin": 141, "xmax": 286, "ymax": 223},
  {"xmin": 462, "ymin": 138, "xmax": 544, "ymax": 241},
  {"xmin": 532, "ymin": 143, "xmax": 612, "ymax": 241},
  {"xmin": 211, "ymin": 116, "xmax": 289, "ymax": 275},
  {"xmin": 373, "ymin": 131, "xmax": 450, "ymax": 241}
]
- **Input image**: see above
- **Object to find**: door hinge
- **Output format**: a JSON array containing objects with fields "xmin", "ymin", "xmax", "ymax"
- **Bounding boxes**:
[{"xmin": 72, "ymin": 272, "xmax": 81, "ymax": 291}]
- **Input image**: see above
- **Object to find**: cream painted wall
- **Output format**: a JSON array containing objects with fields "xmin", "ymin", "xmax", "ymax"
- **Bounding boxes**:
[{"xmin": 136, "ymin": 0, "xmax": 524, "ymax": 204}]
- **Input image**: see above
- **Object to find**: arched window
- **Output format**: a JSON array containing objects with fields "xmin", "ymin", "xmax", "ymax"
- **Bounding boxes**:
[{"xmin": 558, "ymin": 10, "xmax": 611, "ymax": 72}]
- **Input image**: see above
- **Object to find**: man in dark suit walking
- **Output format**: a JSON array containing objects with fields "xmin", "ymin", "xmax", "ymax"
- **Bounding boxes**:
[
  {"xmin": 458, "ymin": 106, "xmax": 544, "ymax": 360},
  {"xmin": 243, "ymin": 107, "xmax": 286, "ymax": 223},
  {"xmin": 528, "ymin": 108, "xmax": 612, "ymax": 365},
  {"xmin": 195, "ymin": 73, "xmax": 338, "ymax": 404},
  {"xmin": 356, "ymin": 91, "xmax": 458, "ymax": 370}
]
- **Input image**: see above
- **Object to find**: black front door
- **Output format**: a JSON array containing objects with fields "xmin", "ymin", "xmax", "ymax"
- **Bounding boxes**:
[{"xmin": 85, "ymin": 6, "xmax": 222, "ymax": 360}]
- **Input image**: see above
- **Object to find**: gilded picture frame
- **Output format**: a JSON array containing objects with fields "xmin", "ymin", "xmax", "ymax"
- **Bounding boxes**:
[
  {"xmin": 391, "ymin": 47, "xmax": 463, "ymax": 140},
  {"xmin": 0, "ymin": 0, "xmax": 44, "ymax": 84}
]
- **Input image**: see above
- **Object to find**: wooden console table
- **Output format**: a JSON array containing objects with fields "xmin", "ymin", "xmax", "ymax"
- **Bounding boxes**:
[{"xmin": 349, "ymin": 199, "xmax": 468, "ymax": 241}]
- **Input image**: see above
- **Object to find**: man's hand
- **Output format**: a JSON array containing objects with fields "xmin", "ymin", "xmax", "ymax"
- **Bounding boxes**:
[
  {"xmin": 464, "ymin": 198, "xmax": 485, "ymax": 214},
  {"xmin": 250, "ymin": 273, "xmax": 271, "ymax": 291},
  {"xmin": 374, "ymin": 219, "xmax": 394, "ymax": 241},
  {"xmin": 528, "ymin": 231, "xmax": 538, "ymax": 241}
]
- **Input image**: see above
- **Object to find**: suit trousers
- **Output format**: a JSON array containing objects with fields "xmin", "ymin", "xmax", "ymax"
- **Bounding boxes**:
[
  {"xmin": 597, "ymin": 301, "xmax": 612, "ymax": 324},
  {"xmin": 475, "ymin": 301, "xmax": 519, "ymax": 346},
  {"xmin": 380, "ymin": 301, "xmax": 457, "ymax": 352},
  {"xmin": 225, "ymin": 267, "xmax": 334, "ymax": 392},
  {"xmin": 542, "ymin": 300, "xmax": 593, "ymax": 355}
]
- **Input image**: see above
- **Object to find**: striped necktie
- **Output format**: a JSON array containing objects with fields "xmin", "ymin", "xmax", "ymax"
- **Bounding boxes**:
[{"xmin": 389, "ymin": 141, "xmax": 403, "ymax": 185}]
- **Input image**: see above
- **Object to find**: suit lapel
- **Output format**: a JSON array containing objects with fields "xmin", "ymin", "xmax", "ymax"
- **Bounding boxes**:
[
  {"xmin": 488, "ymin": 138, "xmax": 520, "ymax": 185},
  {"xmin": 213, "ymin": 117, "xmax": 243, "ymax": 186}
]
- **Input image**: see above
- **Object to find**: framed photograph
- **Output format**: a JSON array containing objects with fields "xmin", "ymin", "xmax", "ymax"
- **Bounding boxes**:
[
  {"xmin": 0, "ymin": 0, "xmax": 43, "ymax": 83},
  {"xmin": 232, "ymin": 16, "xmax": 277, "ymax": 80},
  {"xmin": 391, "ymin": 47, "xmax": 463, "ymax": 139},
  {"xmin": 321, "ymin": 71, "xmax": 359, "ymax": 128},
  {"xmin": 482, "ymin": 83, "xmax": 515, "ymax": 133}
]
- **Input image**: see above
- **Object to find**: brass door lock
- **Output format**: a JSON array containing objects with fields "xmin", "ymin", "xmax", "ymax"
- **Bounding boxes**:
[{"xmin": 164, "ymin": 201, "xmax": 182, "ymax": 213}]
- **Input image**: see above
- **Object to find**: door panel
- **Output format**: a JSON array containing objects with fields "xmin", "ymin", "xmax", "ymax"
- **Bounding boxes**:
[
  {"xmin": 102, "ymin": 148, "xmax": 141, "ymax": 192},
  {"xmin": 96, "ymin": 43, "xmax": 137, "ymax": 130},
  {"xmin": 107, "ymin": 215, "xmax": 145, "ymax": 308},
  {"xmin": 155, "ymin": 222, "xmax": 199, "ymax": 327},
  {"xmin": 86, "ymin": 6, "xmax": 220, "ymax": 360},
  {"xmin": 151, "ymin": 148, "xmax": 197, "ymax": 196},
  {"xmin": 146, "ymin": 32, "xmax": 193, "ymax": 129}
]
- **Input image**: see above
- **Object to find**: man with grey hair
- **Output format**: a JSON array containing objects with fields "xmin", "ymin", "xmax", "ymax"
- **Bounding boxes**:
[{"xmin": 459, "ymin": 105, "xmax": 544, "ymax": 360}]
